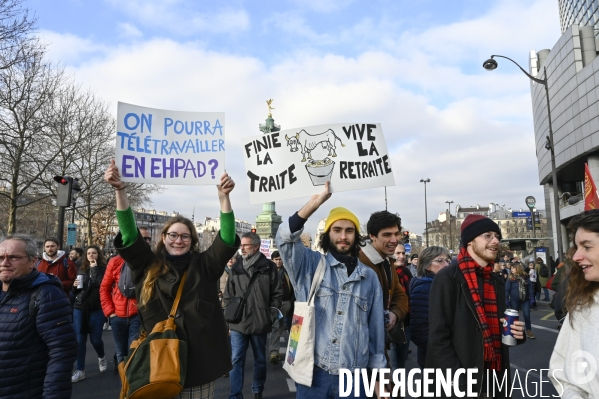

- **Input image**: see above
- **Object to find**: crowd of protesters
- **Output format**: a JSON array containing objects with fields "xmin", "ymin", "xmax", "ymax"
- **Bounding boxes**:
[{"xmin": 1, "ymin": 163, "xmax": 597, "ymax": 398}]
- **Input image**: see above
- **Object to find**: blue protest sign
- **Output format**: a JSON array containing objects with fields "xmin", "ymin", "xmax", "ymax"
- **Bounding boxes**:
[{"xmin": 116, "ymin": 102, "xmax": 225, "ymax": 185}]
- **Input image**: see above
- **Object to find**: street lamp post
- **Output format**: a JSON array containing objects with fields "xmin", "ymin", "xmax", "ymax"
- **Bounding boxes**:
[
  {"xmin": 445, "ymin": 200, "xmax": 454, "ymax": 252},
  {"xmin": 483, "ymin": 54, "xmax": 563, "ymax": 262},
  {"xmin": 420, "ymin": 178, "xmax": 430, "ymax": 247}
]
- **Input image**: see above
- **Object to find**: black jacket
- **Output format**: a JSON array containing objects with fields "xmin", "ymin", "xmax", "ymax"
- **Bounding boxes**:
[
  {"xmin": 0, "ymin": 270, "xmax": 77, "ymax": 398},
  {"xmin": 426, "ymin": 261, "xmax": 525, "ymax": 398},
  {"xmin": 73, "ymin": 264, "xmax": 106, "ymax": 311},
  {"xmin": 115, "ymin": 231, "xmax": 240, "ymax": 388},
  {"xmin": 224, "ymin": 252, "xmax": 282, "ymax": 334}
]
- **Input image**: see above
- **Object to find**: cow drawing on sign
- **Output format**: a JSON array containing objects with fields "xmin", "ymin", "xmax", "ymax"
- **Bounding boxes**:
[{"xmin": 285, "ymin": 129, "xmax": 346, "ymax": 162}]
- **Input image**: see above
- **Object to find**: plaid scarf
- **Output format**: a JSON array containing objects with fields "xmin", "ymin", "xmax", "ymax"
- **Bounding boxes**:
[
  {"xmin": 457, "ymin": 247, "xmax": 502, "ymax": 371},
  {"xmin": 395, "ymin": 266, "xmax": 412, "ymax": 296}
]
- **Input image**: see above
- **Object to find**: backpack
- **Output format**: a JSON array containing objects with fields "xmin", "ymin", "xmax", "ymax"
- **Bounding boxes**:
[
  {"xmin": 539, "ymin": 263, "xmax": 549, "ymax": 278},
  {"xmin": 118, "ymin": 262, "xmax": 136, "ymax": 299},
  {"xmin": 29, "ymin": 286, "xmax": 40, "ymax": 317}
]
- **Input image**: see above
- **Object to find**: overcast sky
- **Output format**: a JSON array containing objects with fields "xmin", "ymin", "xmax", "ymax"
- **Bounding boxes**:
[{"xmin": 27, "ymin": 0, "xmax": 561, "ymax": 237}]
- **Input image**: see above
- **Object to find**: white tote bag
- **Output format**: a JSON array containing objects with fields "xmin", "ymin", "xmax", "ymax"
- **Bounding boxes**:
[{"xmin": 282, "ymin": 254, "xmax": 326, "ymax": 387}]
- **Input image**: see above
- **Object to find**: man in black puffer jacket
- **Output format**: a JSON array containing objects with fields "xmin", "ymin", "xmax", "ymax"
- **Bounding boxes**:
[{"xmin": 0, "ymin": 235, "xmax": 77, "ymax": 399}]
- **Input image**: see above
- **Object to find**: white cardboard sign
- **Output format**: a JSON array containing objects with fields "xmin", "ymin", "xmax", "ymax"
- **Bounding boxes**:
[
  {"xmin": 243, "ymin": 123, "xmax": 395, "ymax": 204},
  {"xmin": 115, "ymin": 102, "xmax": 225, "ymax": 185}
]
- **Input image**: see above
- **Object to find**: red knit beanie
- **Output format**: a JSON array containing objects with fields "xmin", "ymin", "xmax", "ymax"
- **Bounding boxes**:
[{"xmin": 460, "ymin": 214, "xmax": 501, "ymax": 247}]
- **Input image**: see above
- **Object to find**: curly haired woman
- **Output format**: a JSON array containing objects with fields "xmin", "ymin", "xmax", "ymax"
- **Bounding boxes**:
[{"xmin": 550, "ymin": 209, "xmax": 599, "ymax": 398}]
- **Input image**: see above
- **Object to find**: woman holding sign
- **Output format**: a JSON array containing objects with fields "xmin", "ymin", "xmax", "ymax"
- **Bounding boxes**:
[{"xmin": 104, "ymin": 160, "xmax": 240, "ymax": 399}]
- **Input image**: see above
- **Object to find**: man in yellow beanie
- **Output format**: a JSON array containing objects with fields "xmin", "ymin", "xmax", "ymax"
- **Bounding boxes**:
[{"xmin": 275, "ymin": 182, "xmax": 386, "ymax": 398}]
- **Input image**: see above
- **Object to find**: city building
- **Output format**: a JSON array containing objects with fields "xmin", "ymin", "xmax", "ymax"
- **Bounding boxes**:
[
  {"xmin": 75, "ymin": 208, "xmax": 172, "ymax": 254},
  {"xmin": 408, "ymin": 233, "xmax": 423, "ymax": 249},
  {"xmin": 559, "ymin": 0, "xmax": 599, "ymax": 35},
  {"xmin": 427, "ymin": 203, "xmax": 549, "ymax": 255},
  {"xmin": 426, "ymin": 211, "xmax": 458, "ymax": 253},
  {"xmin": 528, "ymin": 22, "xmax": 598, "ymax": 259},
  {"xmin": 195, "ymin": 216, "xmax": 254, "ymax": 236},
  {"xmin": 313, "ymin": 217, "xmax": 327, "ymax": 251}
]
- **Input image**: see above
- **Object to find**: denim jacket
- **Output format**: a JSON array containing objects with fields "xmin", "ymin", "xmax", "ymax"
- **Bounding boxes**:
[{"xmin": 276, "ymin": 221, "xmax": 386, "ymax": 374}]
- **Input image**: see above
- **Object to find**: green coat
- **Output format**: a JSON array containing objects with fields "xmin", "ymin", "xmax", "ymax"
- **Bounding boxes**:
[
  {"xmin": 536, "ymin": 262, "xmax": 550, "ymax": 288},
  {"xmin": 551, "ymin": 265, "xmax": 566, "ymax": 292},
  {"xmin": 115, "ymin": 231, "xmax": 240, "ymax": 388}
]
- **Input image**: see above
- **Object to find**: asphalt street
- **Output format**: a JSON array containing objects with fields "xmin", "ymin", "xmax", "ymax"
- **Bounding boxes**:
[{"xmin": 72, "ymin": 300, "xmax": 562, "ymax": 398}]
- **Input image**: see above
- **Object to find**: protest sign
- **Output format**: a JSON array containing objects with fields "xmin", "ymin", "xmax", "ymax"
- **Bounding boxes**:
[
  {"xmin": 115, "ymin": 102, "xmax": 225, "ymax": 185},
  {"xmin": 243, "ymin": 123, "xmax": 395, "ymax": 204},
  {"xmin": 260, "ymin": 239, "xmax": 272, "ymax": 258}
]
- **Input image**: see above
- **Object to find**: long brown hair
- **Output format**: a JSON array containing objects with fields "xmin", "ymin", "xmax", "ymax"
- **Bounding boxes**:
[
  {"xmin": 139, "ymin": 215, "xmax": 200, "ymax": 308},
  {"xmin": 509, "ymin": 263, "xmax": 527, "ymax": 280},
  {"xmin": 566, "ymin": 210, "xmax": 599, "ymax": 325},
  {"xmin": 80, "ymin": 245, "xmax": 106, "ymax": 272}
]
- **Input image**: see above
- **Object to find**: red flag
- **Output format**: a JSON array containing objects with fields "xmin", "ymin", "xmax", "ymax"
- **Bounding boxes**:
[{"xmin": 584, "ymin": 163, "xmax": 599, "ymax": 210}]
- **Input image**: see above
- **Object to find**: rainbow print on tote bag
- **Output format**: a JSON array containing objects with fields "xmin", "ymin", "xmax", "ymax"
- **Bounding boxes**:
[{"xmin": 283, "ymin": 255, "xmax": 326, "ymax": 387}]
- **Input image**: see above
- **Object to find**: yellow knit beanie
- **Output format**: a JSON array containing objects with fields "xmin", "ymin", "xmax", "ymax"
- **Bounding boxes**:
[{"xmin": 324, "ymin": 207, "xmax": 360, "ymax": 233}]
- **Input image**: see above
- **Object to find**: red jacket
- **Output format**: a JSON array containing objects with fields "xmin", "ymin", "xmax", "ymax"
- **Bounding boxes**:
[
  {"xmin": 100, "ymin": 255, "xmax": 139, "ymax": 318},
  {"xmin": 36, "ymin": 252, "xmax": 77, "ymax": 294}
]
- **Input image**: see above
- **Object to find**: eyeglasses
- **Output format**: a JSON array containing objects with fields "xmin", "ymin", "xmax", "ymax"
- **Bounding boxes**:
[
  {"xmin": 143, "ymin": 237, "xmax": 152, "ymax": 242},
  {"xmin": 481, "ymin": 233, "xmax": 501, "ymax": 242},
  {"xmin": 432, "ymin": 258, "xmax": 451, "ymax": 264},
  {"xmin": 240, "ymin": 244, "xmax": 255, "ymax": 248},
  {"xmin": 395, "ymin": 252, "xmax": 406, "ymax": 255},
  {"xmin": 165, "ymin": 232, "xmax": 192, "ymax": 242},
  {"xmin": 0, "ymin": 255, "xmax": 28, "ymax": 263}
]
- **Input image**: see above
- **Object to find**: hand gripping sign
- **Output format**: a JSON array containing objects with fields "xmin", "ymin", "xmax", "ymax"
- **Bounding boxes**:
[
  {"xmin": 242, "ymin": 123, "xmax": 395, "ymax": 204},
  {"xmin": 115, "ymin": 102, "xmax": 225, "ymax": 185}
]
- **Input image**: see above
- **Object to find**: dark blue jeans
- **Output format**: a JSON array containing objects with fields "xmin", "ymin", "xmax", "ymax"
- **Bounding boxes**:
[
  {"xmin": 110, "ymin": 315, "xmax": 141, "ymax": 364},
  {"xmin": 543, "ymin": 287, "xmax": 550, "ymax": 301},
  {"xmin": 296, "ymin": 365, "xmax": 369, "ymax": 398},
  {"xmin": 229, "ymin": 331, "xmax": 267, "ymax": 398},
  {"xmin": 392, "ymin": 326, "xmax": 411, "ymax": 369},
  {"xmin": 73, "ymin": 309, "xmax": 106, "ymax": 371},
  {"xmin": 510, "ymin": 298, "xmax": 532, "ymax": 331}
]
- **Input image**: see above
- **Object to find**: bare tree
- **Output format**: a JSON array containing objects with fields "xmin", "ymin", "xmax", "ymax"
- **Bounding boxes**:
[
  {"xmin": 0, "ymin": 0, "xmax": 39, "ymax": 70},
  {"xmin": 47, "ymin": 91, "xmax": 161, "ymax": 247},
  {"xmin": 0, "ymin": 45, "xmax": 64, "ymax": 235}
]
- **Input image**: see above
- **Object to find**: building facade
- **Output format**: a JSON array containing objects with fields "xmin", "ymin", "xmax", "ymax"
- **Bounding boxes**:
[
  {"xmin": 75, "ymin": 208, "xmax": 172, "ymax": 254},
  {"xmin": 559, "ymin": 0, "xmax": 599, "ymax": 35},
  {"xmin": 195, "ymin": 216, "xmax": 254, "ymax": 237},
  {"xmin": 528, "ymin": 23, "xmax": 598, "ymax": 259},
  {"xmin": 427, "ymin": 203, "xmax": 549, "ymax": 254}
]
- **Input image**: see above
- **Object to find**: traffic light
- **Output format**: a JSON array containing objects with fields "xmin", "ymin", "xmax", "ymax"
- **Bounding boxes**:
[
  {"xmin": 71, "ymin": 178, "xmax": 81, "ymax": 207},
  {"xmin": 54, "ymin": 175, "xmax": 73, "ymax": 207},
  {"xmin": 251, "ymin": 228, "xmax": 257, "ymax": 233},
  {"xmin": 403, "ymin": 231, "xmax": 410, "ymax": 243}
]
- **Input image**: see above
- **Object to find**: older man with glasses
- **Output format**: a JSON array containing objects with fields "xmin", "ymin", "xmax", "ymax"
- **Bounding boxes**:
[
  {"xmin": 224, "ymin": 232, "xmax": 282, "ymax": 399},
  {"xmin": 426, "ymin": 215, "xmax": 527, "ymax": 398},
  {"xmin": 0, "ymin": 235, "xmax": 78, "ymax": 398}
]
